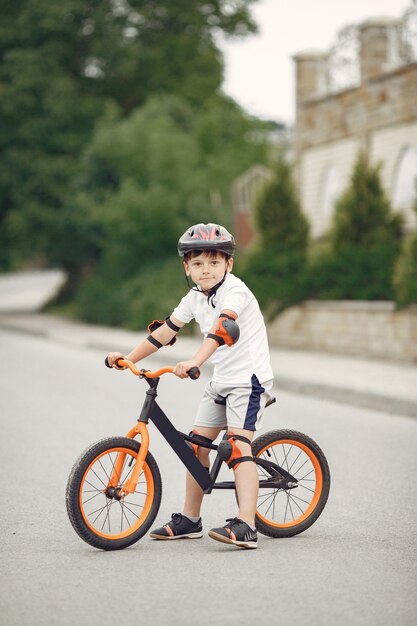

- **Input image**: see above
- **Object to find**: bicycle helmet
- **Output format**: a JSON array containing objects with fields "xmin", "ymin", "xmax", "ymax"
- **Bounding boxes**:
[{"xmin": 178, "ymin": 223, "xmax": 236, "ymax": 258}]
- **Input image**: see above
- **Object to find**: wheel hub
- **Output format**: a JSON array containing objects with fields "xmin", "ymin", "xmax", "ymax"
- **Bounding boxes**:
[{"xmin": 105, "ymin": 486, "xmax": 124, "ymax": 500}]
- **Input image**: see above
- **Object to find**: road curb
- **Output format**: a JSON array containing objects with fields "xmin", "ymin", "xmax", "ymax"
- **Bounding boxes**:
[{"xmin": 1, "ymin": 314, "xmax": 416, "ymax": 419}]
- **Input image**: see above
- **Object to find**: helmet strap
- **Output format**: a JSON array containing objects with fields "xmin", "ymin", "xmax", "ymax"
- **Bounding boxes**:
[{"xmin": 187, "ymin": 270, "xmax": 228, "ymax": 308}]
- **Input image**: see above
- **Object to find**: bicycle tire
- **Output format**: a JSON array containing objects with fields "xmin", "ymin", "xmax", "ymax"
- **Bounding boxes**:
[
  {"xmin": 66, "ymin": 436, "xmax": 162, "ymax": 550},
  {"xmin": 252, "ymin": 429, "xmax": 330, "ymax": 538}
]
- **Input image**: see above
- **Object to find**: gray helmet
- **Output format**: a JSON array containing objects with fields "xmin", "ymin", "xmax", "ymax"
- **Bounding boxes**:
[{"xmin": 178, "ymin": 223, "xmax": 236, "ymax": 258}]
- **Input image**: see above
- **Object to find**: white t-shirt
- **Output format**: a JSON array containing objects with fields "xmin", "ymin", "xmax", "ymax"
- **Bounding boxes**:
[{"xmin": 171, "ymin": 273, "xmax": 273, "ymax": 385}]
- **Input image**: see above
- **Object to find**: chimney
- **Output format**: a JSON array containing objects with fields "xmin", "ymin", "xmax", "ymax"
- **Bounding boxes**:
[
  {"xmin": 358, "ymin": 17, "xmax": 400, "ymax": 81},
  {"xmin": 293, "ymin": 50, "xmax": 328, "ymax": 106}
]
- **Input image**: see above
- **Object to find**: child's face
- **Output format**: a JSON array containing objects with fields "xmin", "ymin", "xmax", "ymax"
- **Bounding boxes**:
[{"xmin": 184, "ymin": 251, "xmax": 233, "ymax": 292}]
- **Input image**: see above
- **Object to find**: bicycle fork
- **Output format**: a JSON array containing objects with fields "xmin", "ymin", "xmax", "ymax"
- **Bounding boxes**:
[{"xmin": 106, "ymin": 422, "xmax": 150, "ymax": 498}]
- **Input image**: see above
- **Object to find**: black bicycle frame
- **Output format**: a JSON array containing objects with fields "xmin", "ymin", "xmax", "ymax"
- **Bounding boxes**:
[{"xmin": 138, "ymin": 376, "xmax": 297, "ymax": 494}]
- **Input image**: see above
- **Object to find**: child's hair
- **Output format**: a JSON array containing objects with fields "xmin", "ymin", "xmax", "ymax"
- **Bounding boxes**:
[{"xmin": 184, "ymin": 249, "xmax": 231, "ymax": 263}]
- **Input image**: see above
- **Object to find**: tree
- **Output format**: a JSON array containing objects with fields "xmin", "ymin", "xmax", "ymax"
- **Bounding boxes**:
[
  {"xmin": 72, "ymin": 94, "xmax": 270, "ymax": 326},
  {"xmin": 394, "ymin": 190, "xmax": 417, "ymax": 307},
  {"xmin": 241, "ymin": 155, "xmax": 309, "ymax": 315},
  {"xmin": 0, "ymin": 0, "xmax": 258, "ymax": 269},
  {"xmin": 310, "ymin": 152, "xmax": 403, "ymax": 300}
]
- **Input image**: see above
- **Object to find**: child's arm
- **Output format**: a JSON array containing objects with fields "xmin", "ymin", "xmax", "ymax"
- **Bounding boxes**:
[
  {"xmin": 107, "ymin": 316, "xmax": 185, "ymax": 368},
  {"xmin": 173, "ymin": 310, "xmax": 237, "ymax": 378}
]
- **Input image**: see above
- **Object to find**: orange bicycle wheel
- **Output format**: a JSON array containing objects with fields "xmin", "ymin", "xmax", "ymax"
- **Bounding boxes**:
[
  {"xmin": 252, "ymin": 429, "xmax": 330, "ymax": 538},
  {"xmin": 66, "ymin": 437, "xmax": 162, "ymax": 550}
]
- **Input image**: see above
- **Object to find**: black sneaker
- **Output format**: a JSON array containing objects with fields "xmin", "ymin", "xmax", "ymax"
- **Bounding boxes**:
[
  {"xmin": 208, "ymin": 517, "xmax": 257, "ymax": 549},
  {"xmin": 149, "ymin": 513, "xmax": 203, "ymax": 540}
]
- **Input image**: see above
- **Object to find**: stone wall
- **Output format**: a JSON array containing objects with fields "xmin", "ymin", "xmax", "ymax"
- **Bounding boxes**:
[
  {"xmin": 267, "ymin": 301, "xmax": 417, "ymax": 363},
  {"xmin": 294, "ymin": 64, "xmax": 417, "ymax": 151}
]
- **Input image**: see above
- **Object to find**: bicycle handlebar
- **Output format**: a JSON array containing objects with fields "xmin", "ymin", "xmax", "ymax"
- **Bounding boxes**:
[{"xmin": 104, "ymin": 357, "xmax": 200, "ymax": 380}]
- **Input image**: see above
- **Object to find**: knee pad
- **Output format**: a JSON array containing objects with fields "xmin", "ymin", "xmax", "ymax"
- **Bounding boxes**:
[
  {"xmin": 187, "ymin": 430, "xmax": 214, "ymax": 460},
  {"xmin": 217, "ymin": 433, "xmax": 254, "ymax": 470}
]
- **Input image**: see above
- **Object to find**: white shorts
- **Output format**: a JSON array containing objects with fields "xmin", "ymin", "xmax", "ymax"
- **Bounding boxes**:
[{"xmin": 194, "ymin": 375, "xmax": 274, "ymax": 433}]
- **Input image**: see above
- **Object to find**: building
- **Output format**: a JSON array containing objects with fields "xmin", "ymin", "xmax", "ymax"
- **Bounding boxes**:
[{"xmin": 233, "ymin": 4, "xmax": 417, "ymax": 246}]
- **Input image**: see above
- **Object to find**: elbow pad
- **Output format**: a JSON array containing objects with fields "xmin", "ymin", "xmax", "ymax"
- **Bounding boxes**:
[
  {"xmin": 147, "ymin": 316, "xmax": 180, "ymax": 347},
  {"xmin": 207, "ymin": 314, "xmax": 240, "ymax": 347}
]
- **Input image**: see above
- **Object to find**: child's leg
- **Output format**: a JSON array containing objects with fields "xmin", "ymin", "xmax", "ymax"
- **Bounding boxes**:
[
  {"xmin": 229, "ymin": 427, "xmax": 258, "ymax": 527},
  {"xmin": 183, "ymin": 426, "xmax": 222, "ymax": 518}
]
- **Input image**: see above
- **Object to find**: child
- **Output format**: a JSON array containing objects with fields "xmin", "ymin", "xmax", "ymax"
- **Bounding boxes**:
[{"xmin": 107, "ymin": 223, "xmax": 273, "ymax": 549}]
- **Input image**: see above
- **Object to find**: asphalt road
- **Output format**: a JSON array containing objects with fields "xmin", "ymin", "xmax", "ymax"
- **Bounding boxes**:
[{"xmin": 1, "ymin": 329, "xmax": 416, "ymax": 626}]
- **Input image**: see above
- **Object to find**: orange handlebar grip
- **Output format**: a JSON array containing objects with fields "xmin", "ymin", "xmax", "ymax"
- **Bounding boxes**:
[{"xmin": 115, "ymin": 359, "xmax": 141, "ymax": 375}]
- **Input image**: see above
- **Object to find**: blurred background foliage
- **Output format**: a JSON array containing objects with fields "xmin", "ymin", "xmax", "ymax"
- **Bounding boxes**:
[
  {"xmin": 1, "ymin": 0, "xmax": 274, "ymax": 326},
  {"xmin": 240, "ymin": 155, "xmax": 310, "ymax": 318},
  {"xmin": 241, "ymin": 151, "xmax": 412, "ymax": 312},
  {"xmin": 393, "ymin": 191, "xmax": 417, "ymax": 308},
  {"xmin": 308, "ymin": 153, "xmax": 403, "ymax": 301},
  {"xmin": 1, "ymin": 0, "xmax": 414, "ymax": 326}
]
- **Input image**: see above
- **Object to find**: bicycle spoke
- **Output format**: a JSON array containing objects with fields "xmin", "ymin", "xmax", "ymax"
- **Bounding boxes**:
[
  {"xmin": 109, "ymin": 452, "xmax": 119, "ymax": 484},
  {"xmin": 283, "ymin": 493, "xmax": 290, "ymax": 523},
  {"xmin": 84, "ymin": 478, "xmax": 102, "ymax": 491},
  {"xmin": 121, "ymin": 502, "xmax": 141, "ymax": 519},
  {"xmin": 287, "ymin": 494, "xmax": 295, "ymax": 521},
  {"xmin": 78, "ymin": 445, "xmax": 156, "ymax": 540},
  {"xmin": 287, "ymin": 449, "xmax": 302, "ymax": 473},
  {"xmin": 82, "ymin": 490, "xmax": 104, "ymax": 505},
  {"xmin": 120, "ymin": 462, "xmax": 134, "ymax": 484},
  {"xmin": 298, "ymin": 468, "xmax": 315, "ymax": 481},
  {"xmin": 282, "ymin": 444, "xmax": 292, "ymax": 472},
  {"xmin": 89, "ymin": 467, "xmax": 108, "ymax": 489},
  {"xmin": 288, "ymin": 492, "xmax": 311, "ymax": 507},
  {"xmin": 287, "ymin": 494, "xmax": 306, "ymax": 515},
  {"xmin": 292, "ymin": 458, "xmax": 309, "ymax": 477},
  {"xmin": 258, "ymin": 490, "xmax": 278, "ymax": 506},
  {"xmin": 98, "ymin": 457, "xmax": 111, "ymax": 482},
  {"xmin": 101, "ymin": 499, "xmax": 115, "ymax": 532},
  {"xmin": 91, "ymin": 501, "xmax": 109, "ymax": 525},
  {"xmin": 271, "ymin": 446, "xmax": 280, "ymax": 468},
  {"xmin": 252, "ymin": 438, "xmax": 327, "ymax": 531},
  {"xmin": 297, "ymin": 483, "xmax": 316, "ymax": 494},
  {"xmin": 120, "ymin": 502, "xmax": 133, "ymax": 530},
  {"xmin": 264, "ymin": 490, "xmax": 280, "ymax": 517}
]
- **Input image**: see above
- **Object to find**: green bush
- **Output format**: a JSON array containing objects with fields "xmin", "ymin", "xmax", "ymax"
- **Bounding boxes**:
[
  {"xmin": 65, "ymin": 93, "xmax": 273, "ymax": 327},
  {"xmin": 75, "ymin": 257, "xmax": 192, "ymax": 331},
  {"xmin": 124, "ymin": 258, "xmax": 189, "ymax": 330},
  {"xmin": 75, "ymin": 265, "xmax": 132, "ymax": 327},
  {"xmin": 310, "ymin": 244, "xmax": 400, "ymax": 300},
  {"xmin": 394, "ymin": 192, "xmax": 417, "ymax": 307},
  {"xmin": 394, "ymin": 188, "xmax": 417, "ymax": 307},
  {"xmin": 241, "ymin": 248, "xmax": 308, "ymax": 317},
  {"xmin": 311, "ymin": 153, "xmax": 402, "ymax": 300},
  {"xmin": 394, "ymin": 235, "xmax": 417, "ymax": 306},
  {"xmin": 241, "ymin": 156, "xmax": 309, "ymax": 316}
]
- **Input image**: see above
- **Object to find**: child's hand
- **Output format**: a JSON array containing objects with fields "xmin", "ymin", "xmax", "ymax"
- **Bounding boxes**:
[
  {"xmin": 107, "ymin": 352, "xmax": 127, "ymax": 369},
  {"xmin": 173, "ymin": 360, "xmax": 199, "ymax": 379}
]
